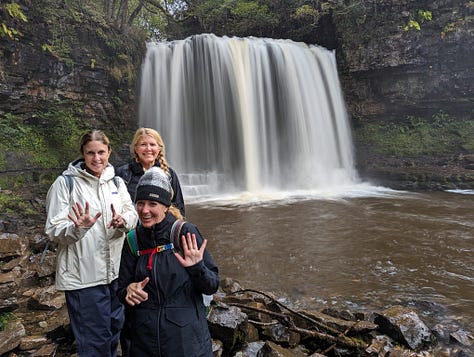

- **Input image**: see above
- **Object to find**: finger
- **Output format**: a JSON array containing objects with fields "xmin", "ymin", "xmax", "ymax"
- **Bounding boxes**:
[
  {"xmin": 93, "ymin": 212, "xmax": 102, "ymax": 222},
  {"xmin": 185, "ymin": 232, "xmax": 196, "ymax": 249},
  {"xmin": 128, "ymin": 293, "xmax": 145, "ymax": 305},
  {"xmin": 110, "ymin": 203, "xmax": 116, "ymax": 218},
  {"xmin": 190, "ymin": 233, "xmax": 198, "ymax": 249},
  {"xmin": 67, "ymin": 214, "xmax": 78, "ymax": 224},
  {"xmin": 199, "ymin": 238, "xmax": 208, "ymax": 252},
  {"xmin": 84, "ymin": 201, "xmax": 90, "ymax": 215},
  {"xmin": 76, "ymin": 202, "xmax": 84, "ymax": 215},
  {"xmin": 135, "ymin": 290, "xmax": 148, "ymax": 301},
  {"xmin": 125, "ymin": 296, "xmax": 136, "ymax": 306},
  {"xmin": 185, "ymin": 232, "xmax": 193, "ymax": 249},
  {"xmin": 181, "ymin": 234, "xmax": 190, "ymax": 253},
  {"xmin": 71, "ymin": 206, "xmax": 79, "ymax": 218},
  {"xmin": 140, "ymin": 277, "xmax": 150, "ymax": 289}
]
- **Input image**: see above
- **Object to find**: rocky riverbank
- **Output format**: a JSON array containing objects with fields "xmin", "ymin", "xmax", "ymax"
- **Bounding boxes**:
[
  {"xmin": 1, "ymin": 215, "xmax": 473, "ymax": 357},
  {"xmin": 356, "ymin": 153, "xmax": 474, "ymax": 191}
]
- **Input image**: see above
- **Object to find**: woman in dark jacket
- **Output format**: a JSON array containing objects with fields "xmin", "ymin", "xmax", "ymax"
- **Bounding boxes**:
[
  {"xmin": 117, "ymin": 167, "xmax": 219, "ymax": 357},
  {"xmin": 115, "ymin": 127, "xmax": 185, "ymax": 216}
]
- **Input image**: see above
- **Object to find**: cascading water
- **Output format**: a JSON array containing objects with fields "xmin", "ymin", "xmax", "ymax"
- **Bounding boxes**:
[{"xmin": 139, "ymin": 33, "xmax": 360, "ymax": 200}]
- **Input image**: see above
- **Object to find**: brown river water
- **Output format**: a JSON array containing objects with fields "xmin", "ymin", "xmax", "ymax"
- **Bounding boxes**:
[{"xmin": 185, "ymin": 189, "xmax": 474, "ymax": 331}]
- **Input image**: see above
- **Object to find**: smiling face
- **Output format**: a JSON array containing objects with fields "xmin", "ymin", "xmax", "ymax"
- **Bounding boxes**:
[
  {"xmin": 135, "ymin": 134, "xmax": 160, "ymax": 169},
  {"xmin": 82, "ymin": 140, "xmax": 111, "ymax": 177},
  {"xmin": 136, "ymin": 200, "xmax": 167, "ymax": 228}
]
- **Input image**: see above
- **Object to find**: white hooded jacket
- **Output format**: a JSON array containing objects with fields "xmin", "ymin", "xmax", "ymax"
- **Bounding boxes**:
[{"xmin": 45, "ymin": 160, "xmax": 138, "ymax": 291}]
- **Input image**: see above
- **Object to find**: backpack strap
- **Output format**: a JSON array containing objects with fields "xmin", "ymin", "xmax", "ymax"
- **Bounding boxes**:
[
  {"xmin": 170, "ymin": 219, "xmax": 186, "ymax": 254},
  {"xmin": 62, "ymin": 174, "xmax": 73, "ymax": 194},
  {"xmin": 126, "ymin": 229, "xmax": 140, "ymax": 257},
  {"xmin": 126, "ymin": 228, "xmax": 175, "ymax": 270},
  {"xmin": 113, "ymin": 176, "xmax": 121, "ymax": 189}
]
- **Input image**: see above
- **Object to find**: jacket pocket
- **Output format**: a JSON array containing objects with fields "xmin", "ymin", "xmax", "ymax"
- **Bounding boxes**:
[{"xmin": 165, "ymin": 307, "xmax": 195, "ymax": 327}]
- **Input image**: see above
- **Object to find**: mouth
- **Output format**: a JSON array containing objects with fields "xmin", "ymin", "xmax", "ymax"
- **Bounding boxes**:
[{"xmin": 140, "ymin": 216, "xmax": 154, "ymax": 225}]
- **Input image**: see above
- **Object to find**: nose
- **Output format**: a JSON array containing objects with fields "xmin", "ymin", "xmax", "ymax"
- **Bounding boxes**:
[{"xmin": 140, "ymin": 202, "xmax": 151, "ymax": 213}]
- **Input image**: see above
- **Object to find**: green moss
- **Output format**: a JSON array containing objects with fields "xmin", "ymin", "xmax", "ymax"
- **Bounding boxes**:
[
  {"xmin": 0, "ymin": 312, "xmax": 15, "ymax": 331},
  {"xmin": 354, "ymin": 112, "xmax": 474, "ymax": 156},
  {"xmin": 0, "ymin": 110, "xmax": 88, "ymax": 171},
  {"xmin": 0, "ymin": 189, "xmax": 37, "ymax": 217}
]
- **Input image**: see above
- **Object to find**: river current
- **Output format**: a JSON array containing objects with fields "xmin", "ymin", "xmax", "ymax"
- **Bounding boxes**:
[{"xmin": 185, "ymin": 188, "xmax": 474, "ymax": 332}]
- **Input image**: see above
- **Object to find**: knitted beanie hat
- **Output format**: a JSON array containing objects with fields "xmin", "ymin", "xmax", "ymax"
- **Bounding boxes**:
[{"xmin": 135, "ymin": 167, "xmax": 171, "ymax": 207}]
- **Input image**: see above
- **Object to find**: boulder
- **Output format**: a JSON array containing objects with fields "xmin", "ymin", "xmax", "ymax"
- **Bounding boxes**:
[{"xmin": 374, "ymin": 305, "xmax": 434, "ymax": 350}]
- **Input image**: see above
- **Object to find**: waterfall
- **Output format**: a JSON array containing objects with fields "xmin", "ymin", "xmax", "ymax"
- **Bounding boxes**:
[{"xmin": 139, "ymin": 34, "xmax": 359, "ymax": 200}]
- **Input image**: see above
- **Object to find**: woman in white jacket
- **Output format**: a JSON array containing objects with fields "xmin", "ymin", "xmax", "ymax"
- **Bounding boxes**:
[{"xmin": 45, "ymin": 130, "xmax": 138, "ymax": 357}]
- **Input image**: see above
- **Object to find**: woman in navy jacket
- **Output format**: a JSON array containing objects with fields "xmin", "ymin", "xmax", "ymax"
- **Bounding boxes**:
[{"xmin": 117, "ymin": 167, "xmax": 219, "ymax": 356}]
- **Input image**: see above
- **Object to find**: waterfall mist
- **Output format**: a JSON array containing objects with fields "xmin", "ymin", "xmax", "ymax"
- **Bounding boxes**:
[{"xmin": 139, "ymin": 34, "xmax": 359, "ymax": 201}]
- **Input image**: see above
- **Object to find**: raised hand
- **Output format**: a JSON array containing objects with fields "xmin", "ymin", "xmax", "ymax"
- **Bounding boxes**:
[
  {"xmin": 125, "ymin": 277, "xmax": 150, "ymax": 306},
  {"xmin": 68, "ymin": 202, "xmax": 102, "ymax": 228},
  {"xmin": 108, "ymin": 203, "xmax": 124, "ymax": 229},
  {"xmin": 174, "ymin": 232, "xmax": 207, "ymax": 267}
]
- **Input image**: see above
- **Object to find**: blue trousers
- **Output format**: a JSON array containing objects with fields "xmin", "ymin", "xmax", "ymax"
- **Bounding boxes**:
[{"xmin": 65, "ymin": 280, "xmax": 124, "ymax": 357}]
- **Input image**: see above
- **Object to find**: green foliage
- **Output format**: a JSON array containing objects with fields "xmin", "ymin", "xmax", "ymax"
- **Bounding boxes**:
[
  {"xmin": 41, "ymin": 43, "xmax": 53, "ymax": 52},
  {"xmin": 292, "ymin": 5, "xmax": 319, "ymax": 22},
  {"xmin": 5, "ymin": 2, "xmax": 27, "ymax": 21},
  {"xmin": 0, "ymin": 188, "xmax": 38, "ymax": 217},
  {"xmin": 0, "ymin": 312, "xmax": 15, "ymax": 331},
  {"xmin": 354, "ymin": 112, "xmax": 474, "ymax": 156},
  {"xmin": 0, "ymin": 2, "xmax": 28, "ymax": 40},
  {"xmin": 133, "ymin": 8, "xmax": 168, "ymax": 39},
  {"xmin": 440, "ymin": 16, "xmax": 471, "ymax": 39},
  {"xmin": 194, "ymin": 0, "xmax": 278, "ymax": 37},
  {"xmin": 404, "ymin": 9, "xmax": 432, "ymax": 31},
  {"xmin": 0, "ymin": 110, "xmax": 87, "ymax": 171}
]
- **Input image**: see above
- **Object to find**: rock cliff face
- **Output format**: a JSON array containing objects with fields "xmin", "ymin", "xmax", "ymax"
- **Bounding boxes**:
[
  {"xmin": 328, "ymin": 0, "xmax": 474, "ymax": 189},
  {"xmin": 0, "ymin": 0, "xmax": 145, "ymax": 170},
  {"xmin": 335, "ymin": 0, "xmax": 472, "ymax": 120}
]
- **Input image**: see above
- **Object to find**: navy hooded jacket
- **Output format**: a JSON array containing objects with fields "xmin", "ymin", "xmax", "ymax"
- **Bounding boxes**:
[{"xmin": 117, "ymin": 213, "xmax": 219, "ymax": 356}]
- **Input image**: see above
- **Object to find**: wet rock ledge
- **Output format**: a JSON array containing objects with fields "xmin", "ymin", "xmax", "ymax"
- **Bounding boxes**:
[{"xmin": 1, "ymin": 228, "xmax": 473, "ymax": 357}]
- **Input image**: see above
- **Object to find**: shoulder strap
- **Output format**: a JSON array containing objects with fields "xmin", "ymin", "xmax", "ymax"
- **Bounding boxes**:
[
  {"xmin": 62, "ymin": 174, "xmax": 73, "ymax": 194},
  {"xmin": 126, "ymin": 229, "xmax": 140, "ymax": 257},
  {"xmin": 126, "ymin": 220, "xmax": 186, "ymax": 257},
  {"xmin": 113, "ymin": 176, "xmax": 121, "ymax": 188},
  {"xmin": 170, "ymin": 219, "xmax": 186, "ymax": 254}
]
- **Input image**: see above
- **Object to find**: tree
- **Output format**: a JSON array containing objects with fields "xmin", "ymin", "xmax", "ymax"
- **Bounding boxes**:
[{"xmin": 99, "ymin": 0, "xmax": 188, "ymax": 34}]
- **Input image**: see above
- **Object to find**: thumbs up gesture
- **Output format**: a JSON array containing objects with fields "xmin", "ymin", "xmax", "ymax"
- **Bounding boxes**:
[{"xmin": 125, "ymin": 277, "xmax": 150, "ymax": 306}]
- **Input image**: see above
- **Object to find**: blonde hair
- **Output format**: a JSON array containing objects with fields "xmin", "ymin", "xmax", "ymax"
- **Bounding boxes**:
[
  {"xmin": 131, "ymin": 128, "xmax": 170, "ymax": 175},
  {"xmin": 168, "ymin": 205, "xmax": 183, "ymax": 220}
]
